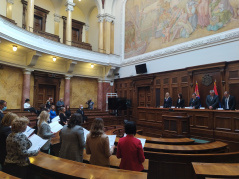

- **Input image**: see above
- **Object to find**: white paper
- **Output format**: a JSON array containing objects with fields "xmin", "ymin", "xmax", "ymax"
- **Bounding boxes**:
[
  {"xmin": 185, "ymin": 107, "xmax": 193, "ymax": 109},
  {"xmin": 83, "ymin": 128, "xmax": 90, "ymax": 141},
  {"xmin": 160, "ymin": 106, "xmax": 164, "ymax": 108},
  {"xmin": 217, "ymin": 108, "xmax": 224, "ymax": 110},
  {"xmin": 49, "ymin": 121, "xmax": 63, "ymax": 133},
  {"xmin": 171, "ymin": 106, "xmax": 175, "ymax": 109},
  {"xmin": 28, "ymin": 134, "xmax": 48, "ymax": 151},
  {"xmin": 23, "ymin": 126, "xmax": 35, "ymax": 138},
  {"xmin": 51, "ymin": 116, "xmax": 60, "ymax": 123},
  {"xmin": 107, "ymin": 135, "xmax": 116, "ymax": 148},
  {"xmin": 137, "ymin": 138, "xmax": 146, "ymax": 148}
]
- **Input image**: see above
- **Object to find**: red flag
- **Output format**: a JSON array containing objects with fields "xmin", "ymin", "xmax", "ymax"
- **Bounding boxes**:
[
  {"xmin": 214, "ymin": 80, "xmax": 218, "ymax": 95},
  {"xmin": 195, "ymin": 81, "xmax": 200, "ymax": 98}
]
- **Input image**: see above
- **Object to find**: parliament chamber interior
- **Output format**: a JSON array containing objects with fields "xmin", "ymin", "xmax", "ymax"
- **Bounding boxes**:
[{"xmin": 1, "ymin": 0, "xmax": 239, "ymax": 178}]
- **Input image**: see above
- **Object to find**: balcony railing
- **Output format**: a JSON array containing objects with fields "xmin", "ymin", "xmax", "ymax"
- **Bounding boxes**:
[
  {"xmin": 33, "ymin": 30, "xmax": 60, "ymax": 42},
  {"xmin": 0, "ymin": 15, "xmax": 16, "ymax": 25},
  {"xmin": 72, "ymin": 41, "xmax": 92, "ymax": 51}
]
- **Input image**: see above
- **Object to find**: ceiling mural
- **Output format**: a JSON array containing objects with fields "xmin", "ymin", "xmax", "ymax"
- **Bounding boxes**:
[{"xmin": 124, "ymin": 0, "xmax": 239, "ymax": 59}]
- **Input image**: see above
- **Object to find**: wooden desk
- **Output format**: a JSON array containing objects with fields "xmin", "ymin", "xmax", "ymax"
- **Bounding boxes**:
[
  {"xmin": 29, "ymin": 152, "xmax": 147, "ymax": 179},
  {"xmin": 83, "ymin": 150, "xmax": 149, "ymax": 171},
  {"xmin": 192, "ymin": 162, "xmax": 239, "ymax": 179},
  {"xmin": 0, "ymin": 171, "xmax": 20, "ymax": 179}
]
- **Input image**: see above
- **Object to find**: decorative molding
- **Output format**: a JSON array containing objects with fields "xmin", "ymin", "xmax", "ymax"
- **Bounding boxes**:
[
  {"xmin": 54, "ymin": 14, "xmax": 61, "ymax": 23},
  {"xmin": 6, "ymin": 0, "xmax": 14, "ymax": 4},
  {"xmin": 84, "ymin": 24, "xmax": 89, "ymax": 31},
  {"xmin": 106, "ymin": 67, "xmax": 116, "ymax": 77},
  {"xmin": 23, "ymin": 68, "xmax": 34, "ymax": 75},
  {"xmin": 66, "ymin": 60, "xmax": 77, "ymax": 73},
  {"xmin": 27, "ymin": 51, "xmax": 42, "ymax": 67},
  {"xmin": 65, "ymin": 1, "xmax": 75, "ymax": 12},
  {"xmin": 97, "ymin": 14, "xmax": 115, "ymax": 23}
]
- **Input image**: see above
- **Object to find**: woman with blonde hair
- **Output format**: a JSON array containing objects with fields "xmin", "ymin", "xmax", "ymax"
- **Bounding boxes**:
[
  {"xmin": 37, "ymin": 111, "xmax": 54, "ymax": 154},
  {"xmin": 4, "ymin": 117, "xmax": 39, "ymax": 178},
  {"xmin": 86, "ymin": 118, "xmax": 115, "ymax": 167},
  {"xmin": 0, "ymin": 112, "xmax": 19, "ymax": 168}
]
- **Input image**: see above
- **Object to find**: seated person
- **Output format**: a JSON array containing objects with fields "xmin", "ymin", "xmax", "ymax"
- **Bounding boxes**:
[
  {"xmin": 206, "ymin": 90, "xmax": 219, "ymax": 109},
  {"xmin": 59, "ymin": 113, "xmax": 85, "ymax": 162},
  {"xmin": 0, "ymin": 112, "xmax": 19, "ymax": 169},
  {"xmin": 176, "ymin": 93, "xmax": 185, "ymax": 108},
  {"xmin": 189, "ymin": 93, "xmax": 201, "ymax": 109},
  {"xmin": 163, "ymin": 92, "xmax": 172, "ymax": 108},
  {"xmin": 3, "ymin": 117, "xmax": 39, "ymax": 179},
  {"xmin": 221, "ymin": 91, "xmax": 236, "ymax": 110},
  {"xmin": 49, "ymin": 105, "xmax": 57, "ymax": 121},
  {"xmin": 24, "ymin": 99, "xmax": 37, "ymax": 114},
  {"xmin": 117, "ymin": 121, "xmax": 145, "ymax": 172},
  {"xmin": 86, "ymin": 118, "xmax": 115, "ymax": 167}
]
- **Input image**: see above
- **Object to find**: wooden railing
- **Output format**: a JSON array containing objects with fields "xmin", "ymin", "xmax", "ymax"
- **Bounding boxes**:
[
  {"xmin": 0, "ymin": 15, "xmax": 16, "ymax": 25},
  {"xmin": 72, "ymin": 41, "xmax": 92, "ymax": 51},
  {"xmin": 33, "ymin": 30, "xmax": 60, "ymax": 42}
]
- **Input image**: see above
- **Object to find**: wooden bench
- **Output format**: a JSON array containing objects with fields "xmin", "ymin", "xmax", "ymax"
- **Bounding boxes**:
[
  {"xmin": 143, "ymin": 141, "xmax": 228, "ymax": 154},
  {"xmin": 29, "ymin": 152, "xmax": 147, "ymax": 179},
  {"xmin": 145, "ymin": 151, "xmax": 239, "ymax": 179},
  {"xmin": 83, "ymin": 150, "xmax": 149, "ymax": 171},
  {"xmin": 0, "ymin": 171, "xmax": 20, "ymax": 179},
  {"xmin": 192, "ymin": 162, "xmax": 239, "ymax": 179}
]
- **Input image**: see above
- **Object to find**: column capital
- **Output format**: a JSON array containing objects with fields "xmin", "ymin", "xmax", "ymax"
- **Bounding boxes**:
[
  {"xmin": 23, "ymin": 68, "xmax": 34, "ymax": 75},
  {"xmin": 97, "ymin": 14, "xmax": 104, "ymax": 23},
  {"xmin": 65, "ymin": 1, "xmax": 75, "ymax": 12},
  {"xmin": 97, "ymin": 13, "xmax": 115, "ymax": 23},
  {"xmin": 84, "ymin": 24, "xmax": 90, "ymax": 31},
  {"xmin": 65, "ymin": 75, "xmax": 73, "ymax": 80},
  {"xmin": 54, "ymin": 13, "xmax": 61, "ymax": 23},
  {"xmin": 6, "ymin": 0, "xmax": 14, "ymax": 4}
]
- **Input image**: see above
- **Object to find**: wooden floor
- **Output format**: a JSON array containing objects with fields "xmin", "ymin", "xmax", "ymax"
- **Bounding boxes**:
[{"xmin": 0, "ymin": 171, "xmax": 20, "ymax": 179}]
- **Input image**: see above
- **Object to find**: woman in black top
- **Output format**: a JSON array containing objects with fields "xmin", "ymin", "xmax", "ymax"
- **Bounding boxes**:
[
  {"xmin": 65, "ymin": 105, "xmax": 71, "ymax": 119},
  {"xmin": 59, "ymin": 107, "xmax": 67, "ymax": 126},
  {"xmin": 176, "ymin": 94, "xmax": 185, "ymax": 108}
]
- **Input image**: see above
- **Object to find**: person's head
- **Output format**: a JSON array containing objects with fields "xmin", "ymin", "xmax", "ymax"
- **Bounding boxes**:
[
  {"xmin": 210, "ymin": 90, "xmax": 215, "ymax": 97},
  {"xmin": 0, "ymin": 100, "xmax": 7, "ymax": 111},
  {"xmin": 165, "ymin": 92, "xmax": 170, "ymax": 98},
  {"xmin": 178, "ymin": 94, "xmax": 182, "ymax": 99},
  {"xmin": 224, "ymin": 91, "xmax": 230, "ymax": 98},
  {"xmin": 125, "ymin": 121, "xmax": 136, "ymax": 135},
  {"xmin": 49, "ymin": 98, "xmax": 53, "ymax": 102},
  {"xmin": 68, "ymin": 113, "xmax": 83, "ymax": 128},
  {"xmin": 79, "ymin": 104, "xmax": 83, "ymax": 109},
  {"xmin": 39, "ymin": 104, "xmax": 46, "ymax": 111},
  {"xmin": 25, "ymin": 98, "xmax": 30, "ymax": 103},
  {"xmin": 1, "ymin": 112, "xmax": 19, "ymax": 127},
  {"xmin": 192, "ymin": 93, "xmax": 196, "ymax": 99},
  {"xmin": 38, "ymin": 111, "xmax": 49, "ymax": 127},
  {"xmin": 11, "ymin": 117, "xmax": 29, "ymax": 133},
  {"xmin": 90, "ymin": 118, "xmax": 104, "ymax": 137},
  {"xmin": 66, "ymin": 105, "xmax": 70, "ymax": 110},
  {"xmin": 60, "ymin": 107, "xmax": 66, "ymax": 113},
  {"xmin": 60, "ymin": 98, "xmax": 63, "ymax": 102},
  {"xmin": 50, "ymin": 105, "xmax": 55, "ymax": 111}
]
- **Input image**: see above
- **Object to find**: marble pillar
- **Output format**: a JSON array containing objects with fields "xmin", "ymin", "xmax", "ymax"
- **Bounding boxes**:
[
  {"xmin": 97, "ymin": 81, "xmax": 111, "ymax": 111},
  {"xmin": 64, "ymin": 76, "xmax": 71, "ymax": 106},
  {"xmin": 22, "ymin": 69, "xmax": 32, "ymax": 109},
  {"xmin": 26, "ymin": 0, "xmax": 34, "ymax": 32},
  {"xmin": 6, "ymin": 0, "xmax": 14, "ymax": 19},
  {"xmin": 105, "ymin": 20, "xmax": 111, "ymax": 54},
  {"xmin": 110, "ymin": 21, "xmax": 114, "ymax": 54},
  {"xmin": 97, "ymin": 15, "xmax": 104, "ymax": 53},
  {"xmin": 65, "ymin": 0, "xmax": 75, "ymax": 46}
]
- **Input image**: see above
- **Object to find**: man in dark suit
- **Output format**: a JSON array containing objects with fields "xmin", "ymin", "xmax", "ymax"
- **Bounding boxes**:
[
  {"xmin": 76, "ymin": 104, "xmax": 87, "ymax": 123},
  {"xmin": 0, "ymin": 100, "xmax": 7, "ymax": 123},
  {"xmin": 163, "ymin": 92, "xmax": 172, "ymax": 108},
  {"xmin": 189, "ymin": 93, "xmax": 201, "ymax": 109},
  {"xmin": 206, "ymin": 90, "xmax": 219, "ymax": 109},
  {"xmin": 221, "ymin": 91, "xmax": 236, "ymax": 110}
]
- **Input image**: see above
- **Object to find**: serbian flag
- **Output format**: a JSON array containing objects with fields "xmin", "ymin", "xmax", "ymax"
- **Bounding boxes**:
[
  {"xmin": 195, "ymin": 81, "xmax": 200, "ymax": 98},
  {"xmin": 214, "ymin": 80, "xmax": 221, "ymax": 107}
]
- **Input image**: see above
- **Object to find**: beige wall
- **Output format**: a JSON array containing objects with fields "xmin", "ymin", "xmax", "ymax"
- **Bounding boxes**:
[
  {"xmin": 59, "ymin": 78, "xmax": 65, "ymax": 100},
  {"xmin": 89, "ymin": 7, "xmax": 98, "ymax": 52},
  {"xmin": 0, "ymin": 65, "xmax": 23, "ymax": 109},
  {"xmin": 12, "ymin": 0, "xmax": 23, "ymax": 28},
  {"xmin": 70, "ymin": 76, "xmax": 98, "ymax": 109},
  {"xmin": 0, "ymin": 0, "xmax": 7, "ymax": 16}
]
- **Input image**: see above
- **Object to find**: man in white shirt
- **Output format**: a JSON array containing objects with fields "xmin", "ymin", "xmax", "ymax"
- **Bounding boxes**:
[{"xmin": 221, "ymin": 91, "xmax": 236, "ymax": 110}]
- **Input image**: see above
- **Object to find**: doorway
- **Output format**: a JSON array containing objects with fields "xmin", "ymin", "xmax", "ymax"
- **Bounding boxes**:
[{"xmin": 36, "ymin": 84, "xmax": 56, "ymax": 108}]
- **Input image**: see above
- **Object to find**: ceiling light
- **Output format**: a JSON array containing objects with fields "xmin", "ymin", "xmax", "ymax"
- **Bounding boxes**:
[
  {"xmin": 13, "ymin": 45, "xmax": 17, "ymax": 51},
  {"xmin": 79, "ymin": 0, "xmax": 81, "ymax": 1},
  {"xmin": 91, "ymin": 64, "xmax": 94, "ymax": 68},
  {"xmin": 53, "ymin": 57, "xmax": 56, "ymax": 62}
]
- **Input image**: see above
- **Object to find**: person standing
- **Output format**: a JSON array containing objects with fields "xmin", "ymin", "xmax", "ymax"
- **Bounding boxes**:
[
  {"xmin": 189, "ymin": 93, "xmax": 201, "ymax": 109},
  {"xmin": 206, "ymin": 90, "xmax": 219, "ymax": 109},
  {"xmin": 176, "ymin": 94, "xmax": 185, "ymax": 108},
  {"xmin": 59, "ymin": 113, "xmax": 85, "ymax": 162},
  {"xmin": 86, "ymin": 118, "xmax": 115, "ymax": 167},
  {"xmin": 221, "ymin": 91, "xmax": 236, "ymax": 110},
  {"xmin": 59, "ymin": 107, "xmax": 67, "ymax": 126},
  {"xmin": 49, "ymin": 105, "xmax": 57, "ymax": 121},
  {"xmin": 56, "ymin": 98, "xmax": 65, "ymax": 114},
  {"xmin": 86, "ymin": 99, "xmax": 94, "ymax": 110},
  {"xmin": 65, "ymin": 105, "xmax": 71, "ymax": 119},
  {"xmin": 163, "ymin": 92, "xmax": 172, "ymax": 108},
  {"xmin": 117, "ymin": 121, "xmax": 145, "ymax": 171},
  {"xmin": 76, "ymin": 104, "xmax": 87, "ymax": 123},
  {"xmin": 0, "ymin": 100, "xmax": 7, "ymax": 123}
]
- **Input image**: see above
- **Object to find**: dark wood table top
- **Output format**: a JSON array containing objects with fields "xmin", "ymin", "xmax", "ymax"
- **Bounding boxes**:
[{"xmin": 29, "ymin": 152, "xmax": 147, "ymax": 179}]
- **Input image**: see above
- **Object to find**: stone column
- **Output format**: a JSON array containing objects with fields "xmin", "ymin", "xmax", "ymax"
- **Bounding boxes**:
[
  {"xmin": 64, "ymin": 75, "xmax": 71, "ymax": 106},
  {"xmin": 104, "ymin": 18, "xmax": 111, "ymax": 54},
  {"xmin": 6, "ymin": 0, "xmax": 14, "ymax": 19},
  {"xmin": 97, "ymin": 15, "xmax": 104, "ymax": 53},
  {"xmin": 97, "ymin": 80, "xmax": 103, "ymax": 111},
  {"xmin": 22, "ymin": 69, "xmax": 32, "ymax": 109},
  {"xmin": 110, "ymin": 21, "xmax": 114, "ymax": 54},
  {"xmin": 84, "ymin": 24, "xmax": 89, "ymax": 43},
  {"xmin": 54, "ymin": 13, "xmax": 61, "ymax": 36},
  {"xmin": 26, "ymin": 0, "xmax": 35, "ymax": 32},
  {"xmin": 65, "ymin": 0, "xmax": 75, "ymax": 46}
]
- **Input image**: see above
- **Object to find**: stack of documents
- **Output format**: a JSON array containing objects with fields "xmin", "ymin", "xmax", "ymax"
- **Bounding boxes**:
[
  {"xmin": 28, "ymin": 134, "xmax": 48, "ymax": 152},
  {"xmin": 23, "ymin": 126, "xmax": 35, "ymax": 138},
  {"xmin": 49, "ymin": 121, "xmax": 63, "ymax": 133}
]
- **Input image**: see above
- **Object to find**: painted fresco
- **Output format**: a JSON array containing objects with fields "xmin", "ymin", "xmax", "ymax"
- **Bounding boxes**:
[{"xmin": 125, "ymin": 0, "xmax": 239, "ymax": 58}]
